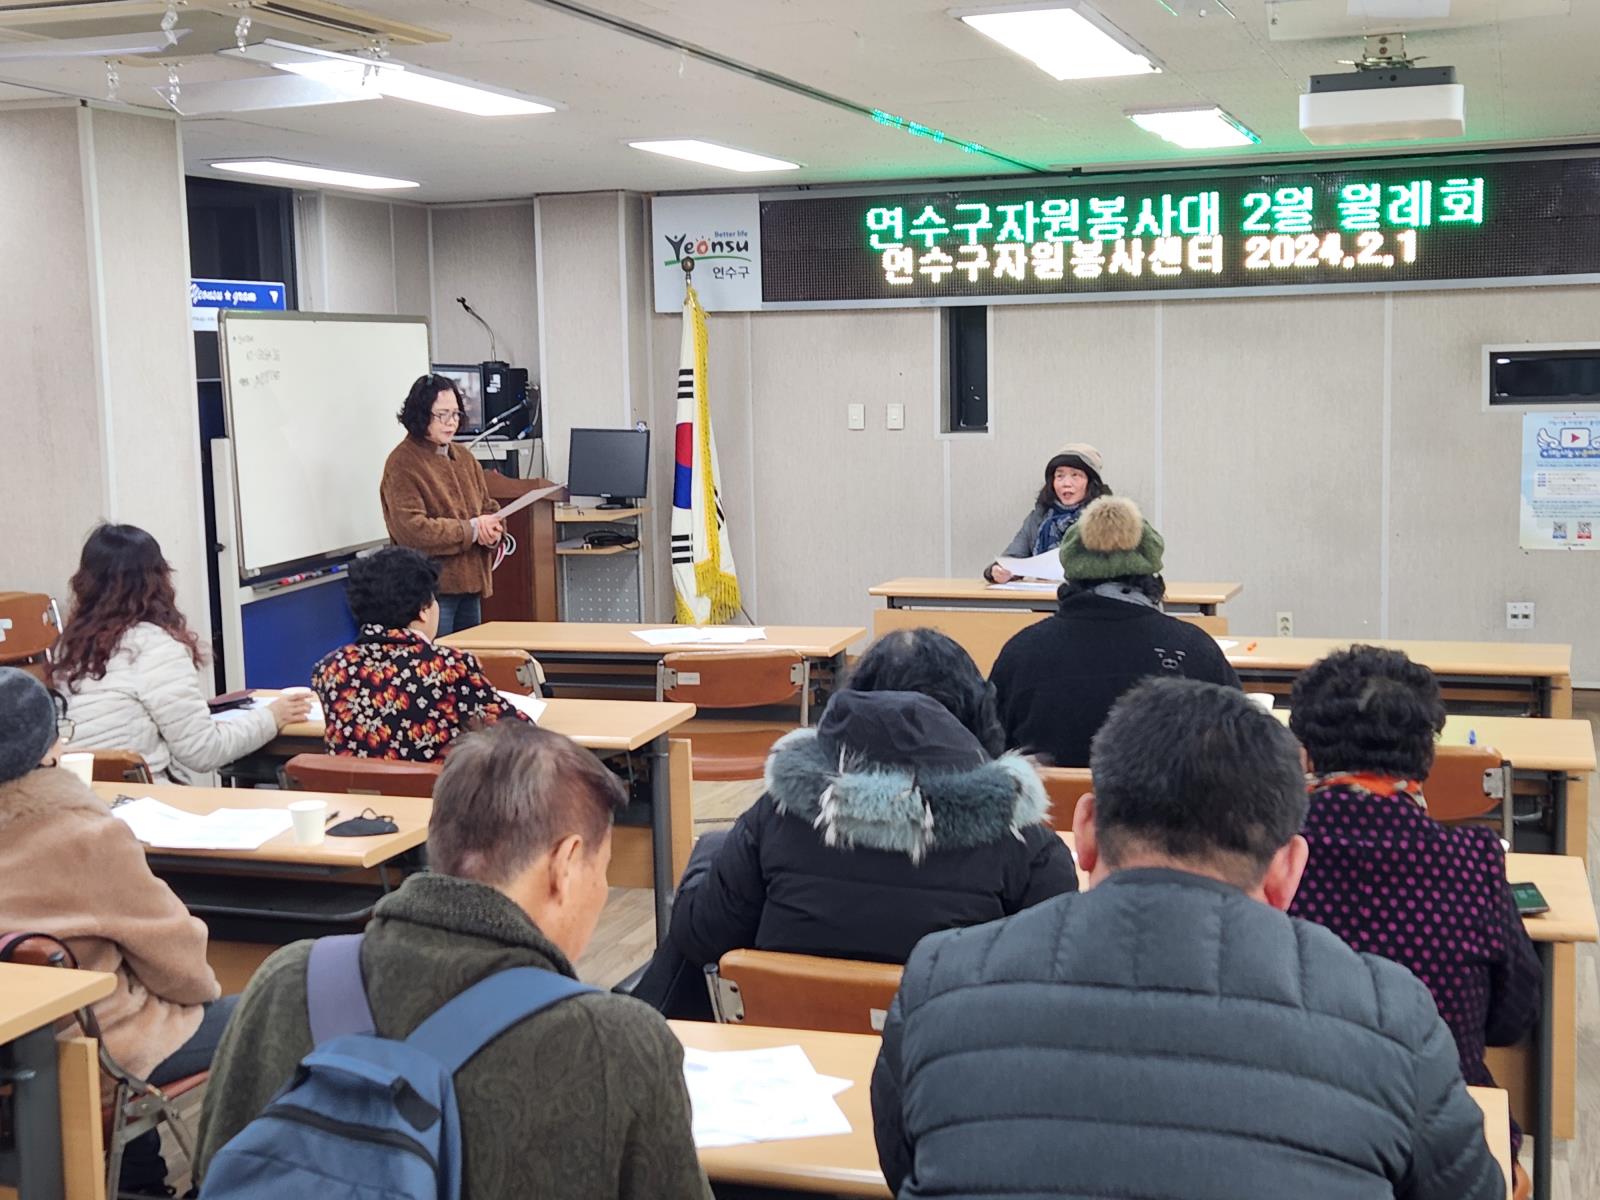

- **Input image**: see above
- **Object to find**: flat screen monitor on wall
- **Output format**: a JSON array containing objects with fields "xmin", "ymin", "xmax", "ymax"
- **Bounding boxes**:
[
  {"xmin": 568, "ymin": 428, "xmax": 650, "ymax": 508},
  {"xmin": 431, "ymin": 364, "xmax": 486, "ymax": 434}
]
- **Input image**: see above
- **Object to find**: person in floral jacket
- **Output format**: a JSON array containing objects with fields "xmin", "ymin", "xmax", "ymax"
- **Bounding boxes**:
[{"xmin": 311, "ymin": 547, "xmax": 529, "ymax": 760}]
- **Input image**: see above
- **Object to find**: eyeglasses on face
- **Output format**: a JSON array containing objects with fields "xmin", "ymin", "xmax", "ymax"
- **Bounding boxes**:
[
  {"xmin": 57, "ymin": 717, "xmax": 75, "ymax": 742},
  {"xmin": 430, "ymin": 409, "xmax": 463, "ymax": 424}
]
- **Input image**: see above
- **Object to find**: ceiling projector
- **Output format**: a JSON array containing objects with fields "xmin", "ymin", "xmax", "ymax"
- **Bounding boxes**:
[{"xmin": 1300, "ymin": 64, "xmax": 1464, "ymax": 145}]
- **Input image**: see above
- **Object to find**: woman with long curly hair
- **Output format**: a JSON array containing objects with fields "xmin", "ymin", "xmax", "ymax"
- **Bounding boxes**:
[{"xmin": 54, "ymin": 524, "xmax": 309, "ymax": 781}]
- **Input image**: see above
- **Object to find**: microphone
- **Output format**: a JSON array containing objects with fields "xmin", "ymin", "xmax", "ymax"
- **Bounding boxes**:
[
  {"xmin": 455, "ymin": 295, "xmax": 500, "ymax": 363},
  {"xmin": 463, "ymin": 401, "xmax": 528, "ymax": 448}
]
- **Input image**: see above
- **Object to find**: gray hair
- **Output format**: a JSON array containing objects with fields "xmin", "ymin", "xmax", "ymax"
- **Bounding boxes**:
[{"xmin": 428, "ymin": 723, "xmax": 627, "ymax": 885}]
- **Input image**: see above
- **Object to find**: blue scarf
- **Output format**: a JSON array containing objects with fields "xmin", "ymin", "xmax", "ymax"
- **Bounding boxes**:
[{"xmin": 1033, "ymin": 502, "xmax": 1084, "ymax": 556}]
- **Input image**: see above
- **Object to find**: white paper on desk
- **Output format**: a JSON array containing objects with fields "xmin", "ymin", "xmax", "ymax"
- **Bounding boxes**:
[
  {"xmin": 632, "ymin": 626, "xmax": 768, "ymax": 647},
  {"xmin": 682, "ymin": 1045, "xmax": 852, "ymax": 1148},
  {"xmin": 497, "ymin": 689, "xmax": 546, "ymax": 723},
  {"xmin": 995, "ymin": 550, "xmax": 1064, "ymax": 583},
  {"xmin": 1214, "ymin": 638, "xmax": 1238, "ymax": 651},
  {"xmin": 494, "ymin": 483, "xmax": 567, "ymax": 521},
  {"xmin": 112, "ymin": 797, "xmax": 293, "ymax": 851}
]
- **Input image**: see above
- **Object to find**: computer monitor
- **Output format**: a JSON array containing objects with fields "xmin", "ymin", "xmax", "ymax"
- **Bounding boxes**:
[
  {"xmin": 430, "ymin": 364, "xmax": 485, "ymax": 435},
  {"xmin": 567, "ymin": 427, "xmax": 650, "ymax": 508}
]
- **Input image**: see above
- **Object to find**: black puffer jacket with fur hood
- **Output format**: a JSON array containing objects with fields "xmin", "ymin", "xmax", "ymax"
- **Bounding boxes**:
[{"xmin": 668, "ymin": 690, "xmax": 1077, "ymax": 967}]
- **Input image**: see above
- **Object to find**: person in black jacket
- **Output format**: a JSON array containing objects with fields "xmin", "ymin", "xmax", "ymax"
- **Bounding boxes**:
[
  {"xmin": 632, "ymin": 628, "xmax": 1077, "ymax": 1019},
  {"xmin": 990, "ymin": 495, "xmax": 1239, "ymax": 766},
  {"xmin": 872, "ymin": 677, "xmax": 1507, "ymax": 1200}
]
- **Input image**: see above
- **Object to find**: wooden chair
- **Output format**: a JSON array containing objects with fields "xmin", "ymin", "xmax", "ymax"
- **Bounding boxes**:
[
  {"xmin": 0, "ymin": 932, "xmax": 207, "ymax": 1200},
  {"xmin": 470, "ymin": 648, "xmax": 548, "ymax": 697},
  {"xmin": 1427, "ymin": 745, "xmax": 1514, "ymax": 842},
  {"xmin": 658, "ymin": 650, "xmax": 808, "ymax": 781},
  {"xmin": 1038, "ymin": 766, "xmax": 1094, "ymax": 830},
  {"xmin": 707, "ymin": 949, "xmax": 903, "ymax": 1035},
  {"xmin": 282, "ymin": 753, "xmax": 443, "ymax": 798},
  {"xmin": 88, "ymin": 750, "xmax": 153, "ymax": 786},
  {"xmin": 0, "ymin": 592, "xmax": 62, "ymax": 683}
]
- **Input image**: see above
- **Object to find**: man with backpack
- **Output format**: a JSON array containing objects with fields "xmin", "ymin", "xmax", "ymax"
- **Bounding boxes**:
[{"xmin": 193, "ymin": 722, "xmax": 711, "ymax": 1199}]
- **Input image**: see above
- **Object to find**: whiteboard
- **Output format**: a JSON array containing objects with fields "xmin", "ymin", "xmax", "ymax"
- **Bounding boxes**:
[{"xmin": 220, "ymin": 312, "xmax": 431, "ymax": 579}]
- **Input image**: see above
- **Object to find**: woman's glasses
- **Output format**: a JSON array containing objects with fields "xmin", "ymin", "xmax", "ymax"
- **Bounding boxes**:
[{"xmin": 430, "ymin": 409, "xmax": 463, "ymax": 425}]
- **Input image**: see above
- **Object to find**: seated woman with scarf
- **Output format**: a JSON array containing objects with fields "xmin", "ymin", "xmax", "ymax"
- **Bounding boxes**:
[{"xmin": 984, "ymin": 443, "xmax": 1111, "ymax": 583}]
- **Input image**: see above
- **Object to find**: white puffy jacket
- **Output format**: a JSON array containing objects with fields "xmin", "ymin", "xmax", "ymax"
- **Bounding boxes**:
[{"xmin": 63, "ymin": 623, "xmax": 278, "ymax": 782}]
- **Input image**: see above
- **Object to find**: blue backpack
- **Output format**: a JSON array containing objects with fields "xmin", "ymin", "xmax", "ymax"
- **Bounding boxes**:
[{"xmin": 199, "ymin": 933, "xmax": 594, "ymax": 1199}]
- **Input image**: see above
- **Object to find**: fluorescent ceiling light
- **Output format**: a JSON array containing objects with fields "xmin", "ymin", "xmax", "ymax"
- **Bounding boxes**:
[
  {"xmin": 224, "ymin": 40, "xmax": 556, "ymax": 116},
  {"xmin": 0, "ymin": 28, "xmax": 188, "ymax": 61},
  {"xmin": 211, "ymin": 160, "xmax": 418, "ymax": 191},
  {"xmin": 956, "ymin": 4, "xmax": 1159, "ymax": 80},
  {"xmin": 1128, "ymin": 106, "xmax": 1259, "ymax": 148},
  {"xmin": 158, "ymin": 75, "xmax": 371, "ymax": 116},
  {"xmin": 629, "ymin": 139, "xmax": 800, "ymax": 173}
]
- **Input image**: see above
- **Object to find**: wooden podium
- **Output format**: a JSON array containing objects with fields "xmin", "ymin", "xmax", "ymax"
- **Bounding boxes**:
[{"xmin": 483, "ymin": 474, "xmax": 561, "ymax": 622}]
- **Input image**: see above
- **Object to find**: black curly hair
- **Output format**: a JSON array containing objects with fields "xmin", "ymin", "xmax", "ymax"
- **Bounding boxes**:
[
  {"xmin": 397, "ymin": 374, "xmax": 465, "ymax": 440},
  {"xmin": 1289, "ymin": 645, "xmax": 1446, "ymax": 780},
  {"xmin": 844, "ymin": 627, "xmax": 1006, "ymax": 757},
  {"xmin": 346, "ymin": 547, "xmax": 441, "ymax": 630}
]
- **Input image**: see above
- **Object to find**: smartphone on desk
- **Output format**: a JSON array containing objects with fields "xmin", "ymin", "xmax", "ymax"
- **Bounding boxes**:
[{"xmin": 1510, "ymin": 881, "xmax": 1549, "ymax": 917}]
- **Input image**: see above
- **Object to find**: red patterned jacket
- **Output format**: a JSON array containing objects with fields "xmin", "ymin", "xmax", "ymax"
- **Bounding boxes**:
[{"xmin": 310, "ymin": 625, "xmax": 529, "ymax": 761}]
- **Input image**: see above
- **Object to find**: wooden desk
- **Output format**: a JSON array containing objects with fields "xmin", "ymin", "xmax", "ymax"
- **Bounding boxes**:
[
  {"xmin": 89, "ymin": 781, "xmax": 429, "ymax": 871},
  {"xmin": 264, "ymin": 698, "xmax": 696, "ymax": 940},
  {"xmin": 871, "ymin": 577, "xmax": 1242, "ymax": 615},
  {"xmin": 1468, "ymin": 1087, "xmax": 1514, "ymax": 1200},
  {"xmin": 1272, "ymin": 711, "xmax": 1596, "ymax": 857},
  {"xmin": 1227, "ymin": 637, "xmax": 1573, "ymax": 718},
  {"xmin": 670, "ymin": 1021, "xmax": 888, "ymax": 1198},
  {"xmin": 1494, "ymin": 853, "xmax": 1597, "ymax": 1200},
  {"xmin": 0, "ymin": 964, "xmax": 115, "ymax": 1200},
  {"xmin": 439, "ymin": 622, "xmax": 864, "ymax": 703},
  {"xmin": 668, "ymin": 1020, "xmax": 1512, "ymax": 1200}
]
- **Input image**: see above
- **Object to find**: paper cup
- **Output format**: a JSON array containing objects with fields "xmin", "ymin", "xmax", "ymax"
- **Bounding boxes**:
[
  {"xmin": 1246, "ymin": 692, "xmax": 1276, "ymax": 713},
  {"xmin": 59, "ymin": 752, "xmax": 95, "ymax": 785},
  {"xmin": 288, "ymin": 799, "xmax": 328, "ymax": 846}
]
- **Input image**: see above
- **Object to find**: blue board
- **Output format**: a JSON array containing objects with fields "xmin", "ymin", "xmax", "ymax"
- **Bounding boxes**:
[{"xmin": 241, "ymin": 576, "xmax": 356, "ymax": 689}]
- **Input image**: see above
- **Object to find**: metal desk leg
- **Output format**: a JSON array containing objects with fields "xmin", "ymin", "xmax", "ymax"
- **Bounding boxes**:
[
  {"xmin": 646, "ymin": 734, "xmax": 673, "ymax": 944},
  {"xmin": 2, "ymin": 1025, "xmax": 64, "ymax": 1200},
  {"xmin": 1535, "ymin": 940, "xmax": 1554, "ymax": 1200}
]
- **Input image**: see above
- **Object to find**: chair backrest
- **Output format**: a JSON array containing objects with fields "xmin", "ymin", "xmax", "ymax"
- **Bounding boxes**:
[
  {"xmin": 89, "ymin": 749, "xmax": 154, "ymax": 785},
  {"xmin": 1038, "ymin": 766, "xmax": 1094, "ymax": 830},
  {"xmin": 660, "ymin": 649, "xmax": 807, "ymax": 718},
  {"xmin": 283, "ymin": 753, "xmax": 443, "ymax": 798},
  {"xmin": 471, "ymin": 648, "xmax": 547, "ymax": 697},
  {"xmin": 710, "ymin": 949, "xmax": 903, "ymax": 1035},
  {"xmin": 0, "ymin": 591, "xmax": 62, "ymax": 666},
  {"xmin": 1426, "ymin": 745, "xmax": 1514, "ymax": 840}
]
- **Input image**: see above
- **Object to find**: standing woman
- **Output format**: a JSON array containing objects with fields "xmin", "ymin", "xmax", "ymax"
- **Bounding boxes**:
[
  {"xmin": 984, "ymin": 442, "xmax": 1110, "ymax": 583},
  {"xmin": 55, "ymin": 524, "xmax": 310, "ymax": 782},
  {"xmin": 379, "ymin": 374, "xmax": 504, "ymax": 636}
]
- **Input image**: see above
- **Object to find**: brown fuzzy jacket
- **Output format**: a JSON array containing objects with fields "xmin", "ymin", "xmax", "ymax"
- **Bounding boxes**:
[
  {"xmin": 195, "ymin": 873, "xmax": 712, "ymax": 1199},
  {"xmin": 379, "ymin": 436, "xmax": 499, "ymax": 598},
  {"xmin": 0, "ymin": 767, "xmax": 219, "ymax": 1078}
]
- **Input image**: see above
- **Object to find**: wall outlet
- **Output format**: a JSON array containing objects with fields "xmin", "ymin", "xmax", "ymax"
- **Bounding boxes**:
[
  {"xmin": 1506, "ymin": 601, "xmax": 1536, "ymax": 630},
  {"xmin": 886, "ymin": 403, "xmax": 905, "ymax": 431},
  {"xmin": 847, "ymin": 403, "xmax": 865, "ymax": 431},
  {"xmin": 1275, "ymin": 611, "xmax": 1294, "ymax": 637}
]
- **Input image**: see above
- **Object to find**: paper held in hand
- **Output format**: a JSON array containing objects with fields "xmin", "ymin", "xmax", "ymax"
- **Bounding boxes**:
[
  {"xmin": 492, "ymin": 483, "xmax": 568, "ymax": 522},
  {"xmin": 994, "ymin": 550, "xmax": 1064, "ymax": 583}
]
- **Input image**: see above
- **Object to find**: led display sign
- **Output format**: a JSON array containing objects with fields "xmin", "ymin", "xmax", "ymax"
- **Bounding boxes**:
[{"xmin": 758, "ymin": 154, "xmax": 1600, "ymax": 305}]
